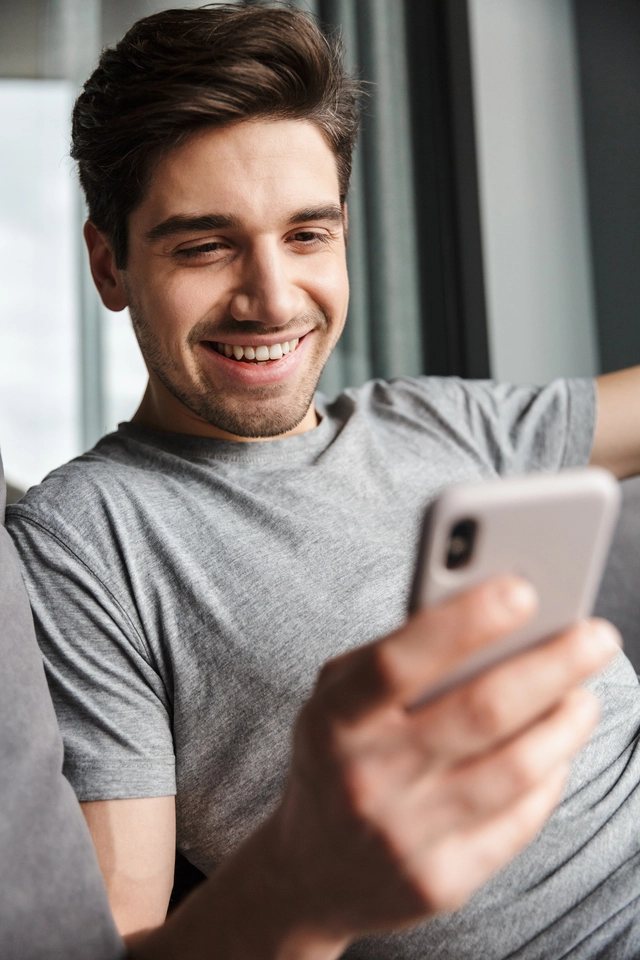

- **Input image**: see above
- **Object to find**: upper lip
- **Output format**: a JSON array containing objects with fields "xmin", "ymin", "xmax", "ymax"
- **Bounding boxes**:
[{"xmin": 201, "ymin": 331, "xmax": 309, "ymax": 347}]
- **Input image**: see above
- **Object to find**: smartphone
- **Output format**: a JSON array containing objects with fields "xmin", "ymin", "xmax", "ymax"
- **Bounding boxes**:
[{"xmin": 407, "ymin": 467, "xmax": 621, "ymax": 709}]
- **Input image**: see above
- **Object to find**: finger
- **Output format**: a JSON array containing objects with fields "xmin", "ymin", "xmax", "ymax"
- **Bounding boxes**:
[
  {"xmin": 316, "ymin": 576, "xmax": 537, "ymax": 721},
  {"xmin": 411, "ymin": 765, "xmax": 568, "ymax": 913},
  {"xmin": 410, "ymin": 617, "xmax": 619, "ymax": 764},
  {"xmin": 412, "ymin": 688, "xmax": 599, "ymax": 836}
]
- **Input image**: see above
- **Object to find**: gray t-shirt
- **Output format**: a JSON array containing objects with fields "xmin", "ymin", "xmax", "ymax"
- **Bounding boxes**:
[
  {"xmin": 8, "ymin": 375, "xmax": 640, "ymax": 958},
  {"xmin": 0, "ymin": 458, "xmax": 124, "ymax": 960}
]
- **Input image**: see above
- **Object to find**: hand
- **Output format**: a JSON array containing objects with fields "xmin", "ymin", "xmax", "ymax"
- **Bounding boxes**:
[
  {"xmin": 264, "ymin": 576, "xmax": 619, "ymax": 951},
  {"xmin": 130, "ymin": 577, "xmax": 620, "ymax": 960}
]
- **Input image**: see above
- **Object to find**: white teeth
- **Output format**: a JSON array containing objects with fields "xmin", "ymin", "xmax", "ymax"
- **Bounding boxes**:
[{"xmin": 216, "ymin": 338, "xmax": 301, "ymax": 362}]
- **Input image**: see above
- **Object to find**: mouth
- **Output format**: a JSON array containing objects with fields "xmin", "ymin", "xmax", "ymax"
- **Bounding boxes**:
[{"xmin": 204, "ymin": 336, "xmax": 302, "ymax": 365}]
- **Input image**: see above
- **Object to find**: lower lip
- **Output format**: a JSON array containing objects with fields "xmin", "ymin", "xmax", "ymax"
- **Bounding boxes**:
[{"xmin": 197, "ymin": 335, "xmax": 311, "ymax": 386}]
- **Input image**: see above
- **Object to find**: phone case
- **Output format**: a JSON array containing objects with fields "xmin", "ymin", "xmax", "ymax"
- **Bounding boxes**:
[{"xmin": 408, "ymin": 467, "xmax": 621, "ymax": 708}]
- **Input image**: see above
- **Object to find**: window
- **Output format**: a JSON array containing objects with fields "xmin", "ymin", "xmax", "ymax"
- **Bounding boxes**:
[
  {"xmin": 0, "ymin": 80, "xmax": 79, "ymax": 491},
  {"xmin": 0, "ymin": 79, "xmax": 147, "ymax": 492}
]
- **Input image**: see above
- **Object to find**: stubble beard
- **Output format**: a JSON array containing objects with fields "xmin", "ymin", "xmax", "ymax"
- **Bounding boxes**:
[{"xmin": 128, "ymin": 301, "xmax": 333, "ymax": 438}]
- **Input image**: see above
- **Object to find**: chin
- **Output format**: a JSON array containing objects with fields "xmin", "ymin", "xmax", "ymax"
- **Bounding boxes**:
[
  {"xmin": 179, "ymin": 382, "xmax": 317, "ymax": 438},
  {"xmin": 205, "ymin": 402, "xmax": 312, "ymax": 439}
]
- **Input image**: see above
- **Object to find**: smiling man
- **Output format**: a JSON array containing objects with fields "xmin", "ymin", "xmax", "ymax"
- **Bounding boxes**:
[{"xmin": 7, "ymin": 5, "xmax": 640, "ymax": 960}]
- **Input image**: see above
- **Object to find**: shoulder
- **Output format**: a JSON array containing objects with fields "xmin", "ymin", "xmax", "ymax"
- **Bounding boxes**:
[
  {"xmin": 322, "ymin": 376, "xmax": 469, "ymax": 425},
  {"xmin": 5, "ymin": 429, "xmax": 153, "ymax": 554},
  {"xmin": 324, "ymin": 375, "xmax": 595, "ymax": 475},
  {"xmin": 328, "ymin": 375, "xmax": 558, "ymax": 432},
  {"xmin": 334, "ymin": 375, "xmax": 563, "ymax": 418}
]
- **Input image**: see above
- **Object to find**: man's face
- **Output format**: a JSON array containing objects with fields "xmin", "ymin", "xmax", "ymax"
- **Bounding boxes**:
[{"xmin": 119, "ymin": 119, "xmax": 349, "ymax": 440}]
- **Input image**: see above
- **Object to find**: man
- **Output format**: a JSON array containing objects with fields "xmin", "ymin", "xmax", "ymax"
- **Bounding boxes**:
[
  {"xmin": 7, "ymin": 5, "xmax": 640, "ymax": 958},
  {"xmin": 0, "ymin": 450, "xmax": 619, "ymax": 960}
]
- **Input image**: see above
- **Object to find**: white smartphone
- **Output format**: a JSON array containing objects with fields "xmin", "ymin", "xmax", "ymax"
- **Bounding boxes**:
[{"xmin": 407, "ymin": 467, "xmax": 621, "ymax": 709}]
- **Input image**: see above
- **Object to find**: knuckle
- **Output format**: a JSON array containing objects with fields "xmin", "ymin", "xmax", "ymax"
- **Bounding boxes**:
[
  {"xmin": 411, "ymin": 869, "xmax": 441, "ymax": 912},
  {"xmin": 412, "ymin": 860, "xmax": 466, "ymax": 914},
  {"xmin": 314, "ymin": 652, "xmax": 354, "ymax": 705},
  {"xmin": 370, "ymin": 642, "xmax": 402, "ymax": 692},
  {"xmin": 312, "ymin": 649, "xmax": 371, "ymax": 723},
  {"xmin": 452, "ymin": 578, "xmax": 534, "ymax": 644},
  {"xmin": 501, "ymin": 748, "xmax": 541, "ymax": 796},
  {"xmin": 457, "ymin": 582, "xmax": 503, "ymax": 630},
  {"xmin": 454, "ymin": 783, "xmax": 484, "ymax": 820},
  {"xmin": 340, "ymin": 758, "xmax": 382, "ymax": 821},
  {"xmin": 449, "ymin": 588, "xmax": 491, "ymax": 640},
  {"xmin": 462, "ymin": 679, "xmax": 510, "ymax": 738},
  {"xmin": 316, "ymin": 657, "xmax": 341, "ymax": 688},
  {"xmin": 556, "ymin": 622, "xmax": 591, "ymax": 667},
  {"xmin": 437, "ymin": 588, "xmax": 506, "ymax": 660},
  {"xmin": 308, "ymin": 664, "xmax": 341, "ymax": 721}
]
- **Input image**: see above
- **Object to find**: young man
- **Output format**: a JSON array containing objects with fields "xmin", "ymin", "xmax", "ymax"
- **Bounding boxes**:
[
  {"xmin": 7, "ymin": 6, "xmax": 640, "ymax": 958},
  {"xmin": 1, "ymin": 446, "xmax": 620, "ymax": 960}
]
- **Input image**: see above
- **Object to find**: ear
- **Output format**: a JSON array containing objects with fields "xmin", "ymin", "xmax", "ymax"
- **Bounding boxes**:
[{"xmin": 84, "ymin": 221, "xmax": 128, "ymax": 312}]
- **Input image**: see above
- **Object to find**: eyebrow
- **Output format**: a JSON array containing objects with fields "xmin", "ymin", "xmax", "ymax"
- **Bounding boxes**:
[
  {"xmin": 286, "ymin": 204, "xmax": 344, "ymax": 226},
  {"xmin": 143, "ymin": 204, "xmax": 344, "ymax": 243},
  {"xmin": 144, "ymin": 214, "xmax": 241, "ymax": 243}
]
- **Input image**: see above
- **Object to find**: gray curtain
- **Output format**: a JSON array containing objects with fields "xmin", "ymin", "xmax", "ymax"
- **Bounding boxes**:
[{"xmin": 292, "ymin": 0, "xmax": 424, "ymax": 398}]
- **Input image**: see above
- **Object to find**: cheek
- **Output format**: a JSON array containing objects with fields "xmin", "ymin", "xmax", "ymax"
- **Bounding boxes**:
[
  {"xmin": 304, "ymin": 258, "xmax": 349, "ymax": 320},
  {"xmin": 138, "ymin": 269, "xmax": 223, "ymax": 342}
]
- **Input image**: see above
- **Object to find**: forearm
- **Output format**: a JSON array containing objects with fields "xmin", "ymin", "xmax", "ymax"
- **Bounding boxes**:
[
  {"xmin": 592, "ymin": 366, "xmax": 640, "ymax": 478},
  {"xmin": 82, "ymin": 797, "xmax": 176, "ymax": 938},
  {"xmin": 126, "ymin": 817, "xmax": 348, "ymax": 960}
]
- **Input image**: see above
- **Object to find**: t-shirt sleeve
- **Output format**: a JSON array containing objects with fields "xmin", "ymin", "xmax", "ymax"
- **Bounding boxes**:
[
  {"xmin": 6, "ymin": 513, "xmax": 176, "ymax": 802},
  {"xmin": 392, "ymin": 375, "xmax": 597, "ymax": 475}
]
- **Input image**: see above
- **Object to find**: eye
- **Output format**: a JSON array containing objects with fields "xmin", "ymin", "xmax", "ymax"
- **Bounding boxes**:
[
  {"xmin": 289, "ymin": 230, "xmax": 330, "ymax": 246},
  {"xmin": 176, "ymin": 241, "xmax": 228, "ymax": 260}
]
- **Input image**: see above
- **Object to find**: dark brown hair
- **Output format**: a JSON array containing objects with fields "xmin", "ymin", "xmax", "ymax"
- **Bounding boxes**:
[{"xmin": 71, "ymin": 3, "xmax": 362, "ymax": 268}]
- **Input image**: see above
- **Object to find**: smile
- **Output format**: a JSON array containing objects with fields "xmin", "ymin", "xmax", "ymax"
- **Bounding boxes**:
[{"xmin": 210, "ymin": 338, "xmax": 301, "ymax": 364}]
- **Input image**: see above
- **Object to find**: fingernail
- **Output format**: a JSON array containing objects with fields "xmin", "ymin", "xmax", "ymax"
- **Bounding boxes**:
[{"xmin": 495, "ymin": 579, "xmax": 537, "ymax": 614}]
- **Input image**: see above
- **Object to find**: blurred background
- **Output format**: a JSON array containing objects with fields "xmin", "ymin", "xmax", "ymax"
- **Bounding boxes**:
[{"xmin": 0, "ymin": 0, "xmax": 639, "ymax": 496}]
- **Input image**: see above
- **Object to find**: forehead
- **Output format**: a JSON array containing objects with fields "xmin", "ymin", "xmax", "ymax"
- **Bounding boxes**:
[{"xmin": 135, "ymin": 119, "xmax": 341, "ymax": 231}]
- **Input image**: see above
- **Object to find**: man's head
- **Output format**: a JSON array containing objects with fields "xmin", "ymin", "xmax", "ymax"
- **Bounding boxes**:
[{"xmin": 73, "ymin": 4, "xmax": 362, "ymax": 441}]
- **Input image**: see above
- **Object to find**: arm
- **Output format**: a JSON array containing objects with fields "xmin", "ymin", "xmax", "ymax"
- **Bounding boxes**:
[
  {"xmin": 126, "ymin": 577, "xmax": 620, "ymax": 960},
  {"xmin": 592, "ymin": 366, "xmax": 640, "ymax": 478},
  {"xmin": 81, "ymin": 796, "xmax": 176, "ymax": 937}
]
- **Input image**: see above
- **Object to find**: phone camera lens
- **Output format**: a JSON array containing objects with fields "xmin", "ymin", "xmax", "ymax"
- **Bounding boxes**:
[{"xmin": 445, "ymin": 519, "xmax": 477, "ymax": 569}]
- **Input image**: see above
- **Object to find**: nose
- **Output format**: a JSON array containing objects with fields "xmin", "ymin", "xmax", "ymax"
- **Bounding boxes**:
[{"xmin": 229, "ymin": 239, "xmax": 306, "ymax": 328}]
